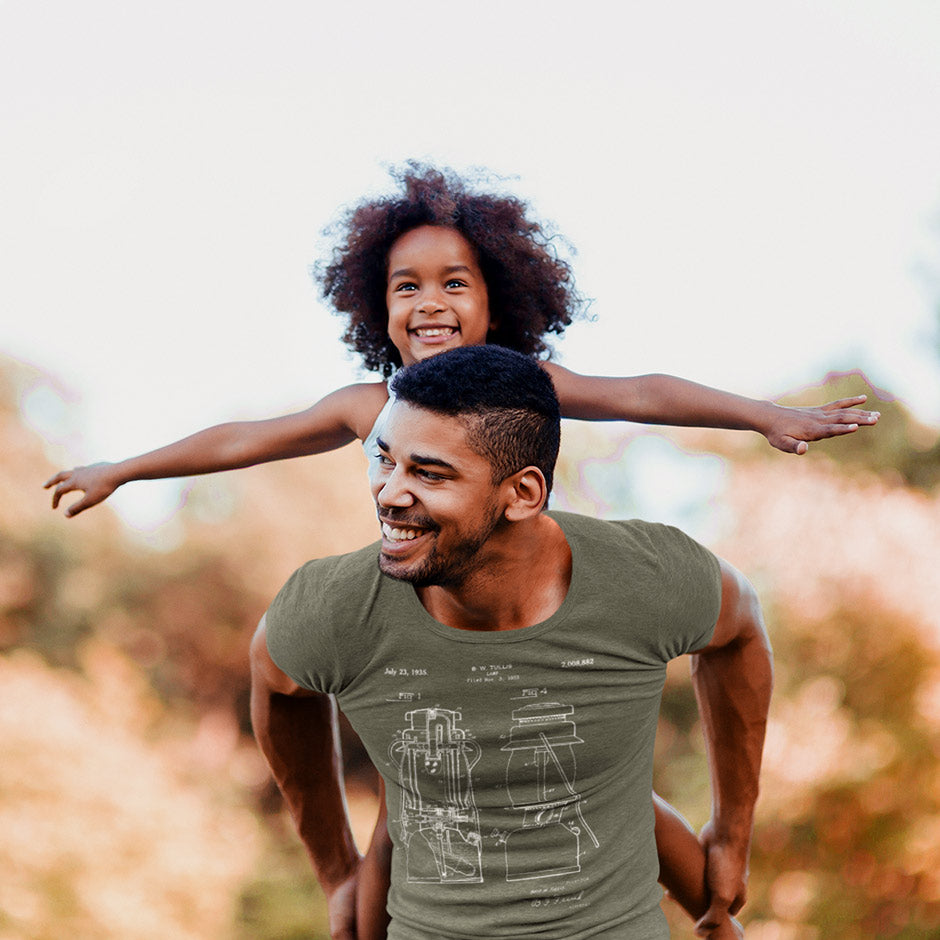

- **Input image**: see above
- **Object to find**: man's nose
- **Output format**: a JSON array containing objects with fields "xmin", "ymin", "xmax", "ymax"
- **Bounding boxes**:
[{"xmin": 375, "ymin": 465, "xmax": 415, "ymax": 508}]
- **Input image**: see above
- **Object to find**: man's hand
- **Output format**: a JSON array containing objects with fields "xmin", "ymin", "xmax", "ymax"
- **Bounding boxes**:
[
  {"xmin": 764, "ymin": 395, "xmax": 879, "ymax": 454},
  {"xmin": 327, "ymin": 866, "xmax": 362, "ymax": 940},
  {"xmin": 694, "ymin": 819, "xmax": 747, "ymax": 937},
  {"xmin": 44, "ymin": 463, "xmax": 121, "ymax": 517}
]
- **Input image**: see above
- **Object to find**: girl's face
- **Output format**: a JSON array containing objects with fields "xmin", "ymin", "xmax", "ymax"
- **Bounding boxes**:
[{"xmin": 386, "ymin": 225, "xmax": 495, "ymax": 367}]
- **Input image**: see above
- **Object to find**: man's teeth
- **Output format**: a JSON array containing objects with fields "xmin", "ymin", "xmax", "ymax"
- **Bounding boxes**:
[{"xmin": 383, "ymin": 523, "xmax": 423, "ymax": 541}]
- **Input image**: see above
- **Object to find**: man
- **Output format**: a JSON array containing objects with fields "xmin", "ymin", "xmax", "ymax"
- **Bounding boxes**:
[{"xmin": 251, "ymin": 345, "xmax": 772, "ymax": 939}]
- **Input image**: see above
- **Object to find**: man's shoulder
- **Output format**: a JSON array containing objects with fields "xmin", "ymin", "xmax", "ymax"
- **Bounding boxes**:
[
  {"xmin": 549, "ymin": 510, "xmax": 719, "ymax": 580},
  {"xmin": 266, "ymin": 540, "xmax": 388, "ymax": 694},
  {"xmin": 549, "ymin": 511, "xmax": 722, "ymax": 653},
  {"xmin": 548, "ymin": 509, "xmax": 690, "ymax": 548},
  {"xmin": 270, "ymin": 540, "xmax": 384, "ymax": 617},
  {"xmin": 291, "ymin": 538, "xmax": 383, "ymax": 582}
]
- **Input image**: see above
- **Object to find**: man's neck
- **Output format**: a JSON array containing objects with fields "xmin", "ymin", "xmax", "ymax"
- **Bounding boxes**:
[{"xmin": 415, "ymin": 514, "xmax": 572, "ymax": 632}]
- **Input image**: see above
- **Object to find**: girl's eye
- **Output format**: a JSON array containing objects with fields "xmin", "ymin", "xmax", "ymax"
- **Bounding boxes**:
[
  {"xmin": 392, "ymin": 280, "xmax": 417, "ymax": 292},
  {"xmin": 445, "ymin": 279, "xmax": 466, "ymax": 289}
]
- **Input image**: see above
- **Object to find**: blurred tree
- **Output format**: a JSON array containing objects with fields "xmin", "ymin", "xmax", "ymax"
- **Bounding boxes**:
[
  {"xmin": 6, "ymin": 352, "xmax": 940, "ymax": 938},
  {"xmin": 779, "ymin": 370, "xmax": 940, "ymax": 491},
  {"xmin": 0, "ymin": 356, "xmax": 373, "ymax": 939},
  {"xmin": 708, "ymin": 459, "xmax": 940, "ymax": 938},
  {"xmin": 0, "ymin": 648, "xmax": 262, "ymax": 939}
]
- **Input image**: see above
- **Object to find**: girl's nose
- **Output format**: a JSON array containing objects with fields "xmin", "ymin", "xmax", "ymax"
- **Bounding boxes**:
[{"xmin": 416, "ymin": 289, "xmax": 446, "ymax": 314}]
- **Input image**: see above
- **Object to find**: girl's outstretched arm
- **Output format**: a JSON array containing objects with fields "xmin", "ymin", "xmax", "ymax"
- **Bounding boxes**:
[
  {"xmin": 543, "ymin": 363, "xmax": 879, "ymax": 454},
  {"xmin": 44, "ymin": 382, "xmax": 389, "ymax": 517}
]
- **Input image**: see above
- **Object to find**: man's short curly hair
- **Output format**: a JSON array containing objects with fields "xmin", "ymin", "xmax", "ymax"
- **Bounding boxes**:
[
  {"xmin": 391, "ymin": 345, "xmax": 561, "ymax": 496},
  {"xmin": 315, "ymin": 163, "xmax": 585, "ymax": 377}
]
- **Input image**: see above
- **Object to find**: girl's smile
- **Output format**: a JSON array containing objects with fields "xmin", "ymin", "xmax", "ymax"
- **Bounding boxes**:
[{"xmin": 386, "ymin": 225, "xmax": 495, "ymax": 367}]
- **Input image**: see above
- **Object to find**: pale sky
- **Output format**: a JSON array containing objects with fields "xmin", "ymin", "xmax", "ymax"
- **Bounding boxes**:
[{"xmin": 3, "ymin": 0, "xmax": 940, "ymax": 529}]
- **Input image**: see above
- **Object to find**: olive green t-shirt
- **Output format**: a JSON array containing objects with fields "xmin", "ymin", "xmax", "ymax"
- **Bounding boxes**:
[{"xmin": 266, "ymin": 511, "xmax": 722, "ymax": 939}]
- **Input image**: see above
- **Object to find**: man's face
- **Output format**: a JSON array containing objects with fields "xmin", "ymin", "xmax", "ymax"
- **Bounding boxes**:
[{"xmin": 371, "ymin": 402, "xmax": 505, "ymax": 588}]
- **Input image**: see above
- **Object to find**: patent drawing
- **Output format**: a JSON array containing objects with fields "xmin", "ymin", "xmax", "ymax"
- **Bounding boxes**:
[
  {"xmin": 389, "ymin": 707, "xmax": 484, "ymax": 884},
  {"xmin": 501, "ymin": 701, "xmax": 600, "ymax": 881}
]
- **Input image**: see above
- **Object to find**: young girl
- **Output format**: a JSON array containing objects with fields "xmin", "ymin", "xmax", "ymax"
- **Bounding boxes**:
[{"xmin": 46, "ymin": 164, "xmax": 875, "ymax": 937}]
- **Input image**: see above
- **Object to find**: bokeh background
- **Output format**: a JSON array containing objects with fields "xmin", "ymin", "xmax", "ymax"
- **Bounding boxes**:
[{"xmin": 3, "ymin": 2, "xmax": 940, "ymax": 937}]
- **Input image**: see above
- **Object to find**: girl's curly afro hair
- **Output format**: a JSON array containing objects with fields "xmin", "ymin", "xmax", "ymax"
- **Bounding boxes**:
[{"xmin": 316, "ymin": 163, "xmax": 586, "ymax": 377}]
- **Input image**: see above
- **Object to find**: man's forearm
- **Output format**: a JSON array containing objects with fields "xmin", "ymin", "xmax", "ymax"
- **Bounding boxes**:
[
  {"xmin": 690, "ymin": 585, "xmax": 773, "ymax": 846},
  {"xmin": 251, "ymin": 684, "xmax": 361, "ymax": 893}
]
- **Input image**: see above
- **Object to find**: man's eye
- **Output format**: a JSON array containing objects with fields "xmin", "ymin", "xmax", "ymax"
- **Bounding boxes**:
[
  {"xmin": 417, "ymin": 468, "xmax": 444, "ymax": 481},
  {"xmin": 375, "ymin": 453, "xmax": 393, "ymax": 467}
]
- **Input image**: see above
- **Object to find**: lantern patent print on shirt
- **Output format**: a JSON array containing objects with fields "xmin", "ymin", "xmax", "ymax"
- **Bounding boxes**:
[{"xmin": 500, "ymin": 702, "xmax": 599, "ymax": 881}]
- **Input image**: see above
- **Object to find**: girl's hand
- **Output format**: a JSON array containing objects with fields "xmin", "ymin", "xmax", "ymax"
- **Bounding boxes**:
[
  {"xmin": 694, "ymin": 819, "xmax": 748, "ymax": 938},
  {"xmin": 326, "ymin": 866, "xmax": 361, "ymax": 940},
  {"xmin": 44, "ymin": 463, "xmax": 121, "ymax": 517},
  {"xmin": 765, "ymin": 395, "xmax": 879, "ymax": 454},
  {"xmin": 699, "ymin": 915, "xmax": 744, "ymax": 939}
]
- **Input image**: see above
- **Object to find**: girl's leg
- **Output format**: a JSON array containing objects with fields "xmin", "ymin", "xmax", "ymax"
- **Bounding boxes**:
[
  {"xmin": 653, "ymin": 792, "xmax": 742, "ymax": 938},
  {"xmin": 356, "ymin": 779, "xmax": 392, "ymax": 940}
]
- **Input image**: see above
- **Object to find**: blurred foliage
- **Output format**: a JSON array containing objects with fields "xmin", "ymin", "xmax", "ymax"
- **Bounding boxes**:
[
  {"xmin": 235, "ymin": 830, "xmax": 328, "ymax": 940},
  {"xmin": 0, "ymin": 355, "xmax": 370, "ymax": 939},
  {"xmin": 658, "ymin": 456, "xmax": 940, "ymax": 938},
  {"xmin": 779, "ymin": 370, "xmax": 940, "ymax": 491},
  {"xmin": 3, "ymin": 353, "xmax": 940, "ymax": 938}
]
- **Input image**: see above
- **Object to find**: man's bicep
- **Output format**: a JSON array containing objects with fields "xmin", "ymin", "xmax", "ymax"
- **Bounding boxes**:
[
  {"xmin": 250, "ymin": 614, "xmax": 318, "ymax": 698},
  {"xmin": 692, "ymin": 558, "xmax": 766, "ymax": 655}
]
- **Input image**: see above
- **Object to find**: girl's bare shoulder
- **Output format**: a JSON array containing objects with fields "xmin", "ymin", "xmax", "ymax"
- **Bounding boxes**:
[
  {"xmin": 326, "ymin": 380, "xmax": 390, "ymax": 441},
  {"xmin": 538, "ymin": 360, "xmax": 581, "ymax": 400}
]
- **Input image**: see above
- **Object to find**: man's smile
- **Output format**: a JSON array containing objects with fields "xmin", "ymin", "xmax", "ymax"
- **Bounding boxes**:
[
  {"xmin": 381, "ymin": 522, "xmax": 425, "ymax": 541},
  {"xmin": 378, "ymin": 513, "xmax": 438, "ymax": 555}
]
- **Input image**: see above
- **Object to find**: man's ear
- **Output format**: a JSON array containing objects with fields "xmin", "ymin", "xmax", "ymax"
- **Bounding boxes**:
[{"xmin": 502, "ymin": 467, "xmax": 548, "ymax": 521}]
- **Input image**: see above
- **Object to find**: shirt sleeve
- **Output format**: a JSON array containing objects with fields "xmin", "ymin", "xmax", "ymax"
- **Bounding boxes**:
[
  {"xmin": 648, "ymin": 523, "xmax": 723, "ymax": 660},
  {"xmin": 264, "ymin": 560, "xmax": 343, "ymax": 695}
]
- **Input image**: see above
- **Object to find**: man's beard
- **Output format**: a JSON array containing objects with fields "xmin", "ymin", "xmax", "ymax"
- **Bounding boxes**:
[{"xmin": 378, "ymin": 502, "xmax": 503, "ymax": 589}]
